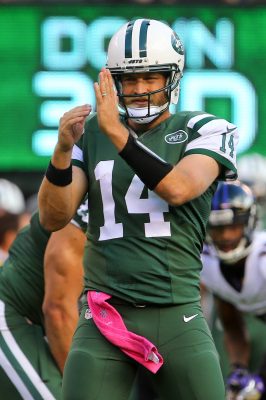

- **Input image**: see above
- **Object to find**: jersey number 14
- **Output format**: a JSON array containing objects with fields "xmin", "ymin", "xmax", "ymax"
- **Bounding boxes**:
[{"xmin": 95, "ymin": 160, "xmax": 171, "ymax": 241}]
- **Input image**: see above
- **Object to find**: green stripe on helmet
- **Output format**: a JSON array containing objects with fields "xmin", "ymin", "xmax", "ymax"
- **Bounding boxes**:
[
  {"xmin": 125, "ymin": 20, "xmax": 134, "ymax": 58},
  {"xmin": 139, "ymin": 20, "xmax": 150, "ymax": 58}
]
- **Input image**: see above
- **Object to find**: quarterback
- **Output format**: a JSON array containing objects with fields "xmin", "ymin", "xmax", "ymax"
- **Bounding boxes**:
[{"xmin": 38, "ymin": 19, "xmax": 238, "ymax": 400}]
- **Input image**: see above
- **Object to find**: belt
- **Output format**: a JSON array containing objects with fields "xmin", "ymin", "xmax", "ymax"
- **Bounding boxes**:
[
  {"xmin": 85, "ymin": 291, "xmax": 171, "ymax": 308},
  {"xmin": 107, "ymin": 296, "xmax": 147, "ymax": 308}
]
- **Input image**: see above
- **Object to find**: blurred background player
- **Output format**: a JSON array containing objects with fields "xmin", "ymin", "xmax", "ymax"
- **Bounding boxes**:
[
  {"xmin": 0, "ymin": 198, "xmax": 88, "ymax": 399},
  {"xmin": 201, "ymin": 181, "xmax": 266, "ymax": 400},
  {"xmin": 0, "ymin": 179, "xmax": 27, "ymax": 266}
]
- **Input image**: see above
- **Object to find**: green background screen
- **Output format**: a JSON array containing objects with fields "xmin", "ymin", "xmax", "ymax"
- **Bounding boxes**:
[{"xmin": 0, "ymin": 5, "xmax": 265, "ymax": 171}]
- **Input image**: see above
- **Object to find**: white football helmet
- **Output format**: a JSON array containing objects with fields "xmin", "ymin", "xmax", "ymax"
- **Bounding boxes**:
[
  {"xmin": 0, "ymin": 179, "xmax": 25, "ymax": 215},
  {"xmin": 106, "ymin": 19, "xmax": 185, "ymax": 123}
]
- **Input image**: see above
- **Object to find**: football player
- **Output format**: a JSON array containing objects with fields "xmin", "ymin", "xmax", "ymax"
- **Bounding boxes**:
[
  {"xmin": 38, "ymin": 18, "xmax": 238, "ymax": 400},
  {"xmin": 0, "ymin": 199, "xmax": 88, "ymax": 399},
  {"xmin": 201, "ymin": 181, "xmax": 266, "ymax": 400}
]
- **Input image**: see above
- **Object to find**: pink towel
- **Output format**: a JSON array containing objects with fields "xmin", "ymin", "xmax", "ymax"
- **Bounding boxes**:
[{"xmin": 87, "ymin": 291, "xmax": 163, "ymax": 374}]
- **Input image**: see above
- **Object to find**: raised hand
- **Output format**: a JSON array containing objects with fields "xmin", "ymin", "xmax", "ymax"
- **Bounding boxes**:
[
  {"xmin": 94, "ymin": 68, "xmax": 121, "ymax": 136},
  {"xmin": 58, "ymin": 104, "xmax": 92, "ymax": 152},
  {"xmin": 226, "ymin": 367, "xmax": 265, "ymax": 400},
  {"xmin": 236, "ymin": 374, "xmax": 265, "ymax": 399},
  {"xmin": 94, "ymin": 68, "xmax": 129, "ymax": 151}
]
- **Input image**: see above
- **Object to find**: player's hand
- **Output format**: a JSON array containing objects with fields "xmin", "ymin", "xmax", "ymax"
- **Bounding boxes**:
[
  {"xmin": 94, "ymin": 68, "xmax": 122, "ymax": 136},
  {"xmin": 226, "ymin": 367, "xmax": 265, "ymax": 400},
  {"xmin": 226, "ymin": 365, "xmax": 250, "ymax": 399},
  {"xmin": 57, "ymin": 104, "xmax": 92, "ymax": 152}
]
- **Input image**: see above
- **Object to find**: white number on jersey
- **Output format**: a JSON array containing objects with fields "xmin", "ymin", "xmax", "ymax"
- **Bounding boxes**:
[{"xmin": 95, "ymin": 160, "xmax": 171, "ymax": 241}]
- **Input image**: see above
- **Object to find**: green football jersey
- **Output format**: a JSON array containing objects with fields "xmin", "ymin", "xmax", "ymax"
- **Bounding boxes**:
[
  {"xmin": 0, "ymin": 212, "xmax": 51, "ymax": 325},
  {"xmin": 72, "ymin": 111, "xmax": 238, "ymax": 305},
  {"xmin": 0, "ymin": 200, "xmax": 88, "ymax": 326}
]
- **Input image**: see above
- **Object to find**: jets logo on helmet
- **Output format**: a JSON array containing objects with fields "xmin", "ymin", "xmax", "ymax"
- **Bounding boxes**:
[
  {"xmin": 106, "ymin": 19, "xmax": 185, "ymax": 124},
  {"xmin": 171, "ymin": 32, "xmax": 184, "ymax": 55}
]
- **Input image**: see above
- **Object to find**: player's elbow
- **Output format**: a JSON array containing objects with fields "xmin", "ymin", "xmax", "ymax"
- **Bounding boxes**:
[
  {"xmin": 157, "ymin": 184, "xmax": 192, "ymax": 206},
  {"xmin": 39, "ymin": 210, "xmax": 70, "ymax": 232},
  {"xmin": 43, "ymin": 301, "xmax": 66, "ymax": 325},
  {"xmin": 167, "ymin": 190, "xmax": 189, "ymax": 206},
  {"xmin": 162, "ymin": 177, "xmax": 208, "ymax": 206}
]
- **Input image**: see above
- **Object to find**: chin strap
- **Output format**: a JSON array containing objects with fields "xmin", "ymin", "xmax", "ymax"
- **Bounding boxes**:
[
  {"xmin": 126, "ymin": 103, "xmax": 168, "ymax": 124},
  {"xmin": 214, "ymin": 238, "xmax": 252, "ymax": 265}
]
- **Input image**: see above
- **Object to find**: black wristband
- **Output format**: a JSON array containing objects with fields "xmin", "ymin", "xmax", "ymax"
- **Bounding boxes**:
[
  {"xmin": 119, "ymin": 135, "xmax": 173, "ymax": 190},
  {"xmin": 45, "ymin": 160, "xmax": 72, "ymax": 187}
]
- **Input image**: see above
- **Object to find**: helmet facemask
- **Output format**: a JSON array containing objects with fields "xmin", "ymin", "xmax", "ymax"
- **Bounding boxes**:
[
  {"xmin": 207, "ymin": 182, "xmax": 257, "ymax": 264},
  {"xmin": 207, "ymin": 210, "xmax": 256, "ymax": 265},
  {"xmin": 111, "ymin": 67, "xmax": 182, "ymax": 124}
]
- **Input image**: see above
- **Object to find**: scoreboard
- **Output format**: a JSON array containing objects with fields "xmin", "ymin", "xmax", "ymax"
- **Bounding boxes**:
[{"xmin": 0, "ymin": 5, "xmax": 265, "ymax": 170}]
